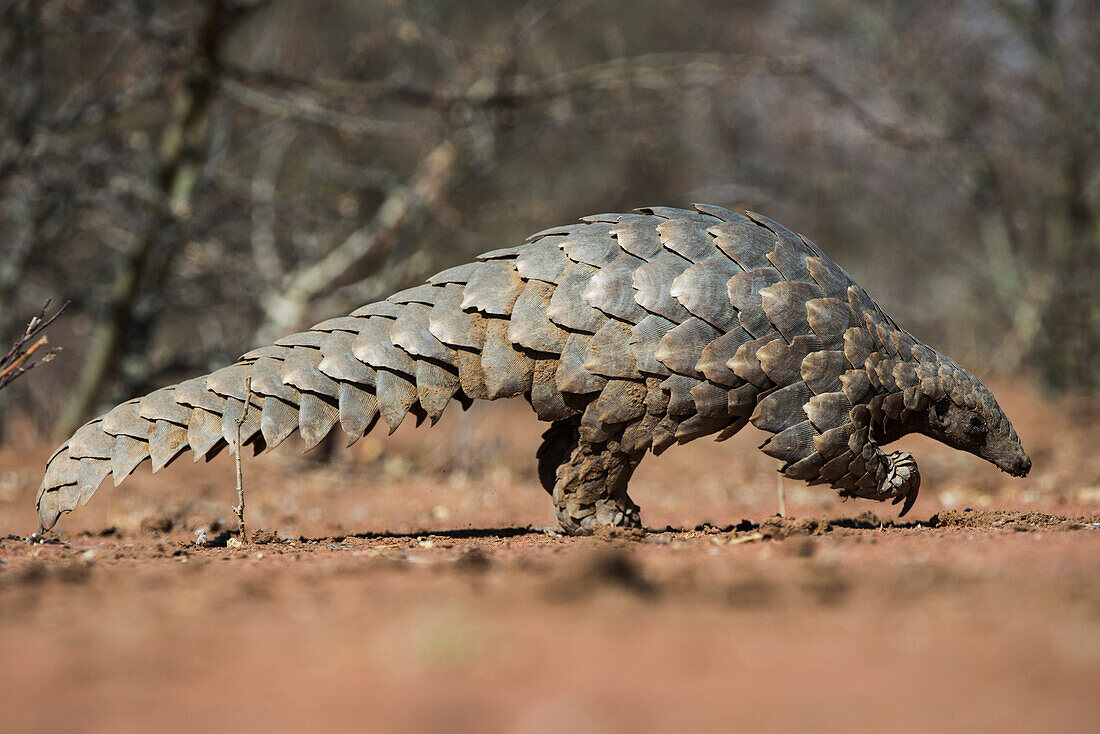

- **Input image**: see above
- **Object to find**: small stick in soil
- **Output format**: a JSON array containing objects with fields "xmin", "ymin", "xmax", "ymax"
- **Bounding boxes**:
[
  {"xmin": 777, "ymin": 474, "xmax": 787, "ymax": 518},
  {"xmin": 232, "ymin": 377, "xmax": 252, "ymax": 544}
]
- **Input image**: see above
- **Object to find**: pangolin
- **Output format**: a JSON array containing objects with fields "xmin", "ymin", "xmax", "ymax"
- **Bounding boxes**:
[{"xmin": 35, "ymin": 205, "xmax": 1031, "ymax": 534}]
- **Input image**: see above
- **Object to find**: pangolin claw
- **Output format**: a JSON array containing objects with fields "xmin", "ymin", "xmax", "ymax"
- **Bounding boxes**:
[{"xmin": 885, "ymin": 450, "xmax": 920, "ymax": 517}]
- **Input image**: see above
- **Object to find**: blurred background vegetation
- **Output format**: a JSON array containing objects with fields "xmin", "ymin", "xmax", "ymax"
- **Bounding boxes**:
[{"xmin": 0, "ymin": 0, "xmax": 1096, "ymax": 443}]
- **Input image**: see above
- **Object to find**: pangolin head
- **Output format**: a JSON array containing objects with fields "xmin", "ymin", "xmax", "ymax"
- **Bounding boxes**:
[{"xmin": 914, "ymin": 351, "xmax": 1031, "ymax": 478}]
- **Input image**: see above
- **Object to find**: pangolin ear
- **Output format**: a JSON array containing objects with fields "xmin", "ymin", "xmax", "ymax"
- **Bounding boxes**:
[{"xmin": 930, "ymin": 398, "xmax": 951, "ymax": 427}]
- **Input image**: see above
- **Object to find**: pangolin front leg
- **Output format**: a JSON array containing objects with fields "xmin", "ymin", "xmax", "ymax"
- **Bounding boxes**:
[
  {"xmin": 537, "ymin": 418, "xmax": 643, "ymax": 534},
  {"xmin": 842, "ymin": 441, "xmax": 922, "ymax": 515}
]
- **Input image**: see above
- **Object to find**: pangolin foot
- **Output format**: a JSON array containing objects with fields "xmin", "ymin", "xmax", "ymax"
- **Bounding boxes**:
[{"xmin": 555, "ymin": 494, "xmax": 642, "ymax": 536}]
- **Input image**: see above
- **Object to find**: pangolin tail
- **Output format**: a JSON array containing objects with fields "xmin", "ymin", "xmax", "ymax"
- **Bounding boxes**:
[{"xmin": 34, "ymin": 298, "xmax": 485, "ymax": 531}]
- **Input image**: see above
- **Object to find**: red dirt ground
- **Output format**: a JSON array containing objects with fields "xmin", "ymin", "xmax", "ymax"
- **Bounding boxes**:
[{"xmin": 1, "ymin": 380, "xmax": 1099, "ymax": 733}]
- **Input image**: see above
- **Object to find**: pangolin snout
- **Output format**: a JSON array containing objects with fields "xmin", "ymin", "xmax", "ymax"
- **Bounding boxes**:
[
  {"xmin": 996, "ymin": 450, "xmax": 1031, "ymax": 478},
  {"xmin": 1009, "ymin": 454, "xmax": 1032, "ymax": 477}
]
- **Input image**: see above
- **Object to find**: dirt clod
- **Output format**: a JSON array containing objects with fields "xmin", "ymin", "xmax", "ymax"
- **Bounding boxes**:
[
  {"xmin": 785, "ymin": 536, "xmax": 817, "ymax": 558},
  {"xmin": 544, "ymin": 547, "xmax": 654, "ymax": 600},
  {"xmin": 760, "ymin": 515, "xmax": 827, "ymax": 539},
  {"xmin": 800, "ymin": 562, "xmax": 851, "ymax": 605},
  {"xmin": 454, "ymin": 547, "xmax": 491, "ymax": 572},
  {"xmin": 55, "ymin": 560, "xmax": 92, "ymax": 584},
  {"xmin": 140, "ymin": 516, "xmax": 175, "ymax": 534},
  {"xmin": 250, "ymin": 529, "xmax": 278, "ymax": 545},
  {"xmin": 592, "ymin": 525, "xmax": 647, "ymax": 542},
  {"xmin": 929, "ymin": 509, "xmax": 1088, "ymax": 530}
]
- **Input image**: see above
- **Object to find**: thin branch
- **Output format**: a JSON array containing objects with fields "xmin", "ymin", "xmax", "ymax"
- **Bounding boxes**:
[
  {"xmin": 0, "ymin": 336, "xmax": 49, "ymax": 388},
  {"xmin": 281, "ymin": 139, "xmax": 457, "ymax": 303},
  {"xmin": 221, "ymin": 52, "xmax": 813, "ymax": 112},
  {"xmin": 800, "ymin": 65, "xmax": 936, "ymax": 152},
  {"xmin": 0, "ymin": 300, "xmax": 69, "ymax": 391},
  {"xmin": 493, "ymin": 52, "xmax": 812, "ymax": 104},
  {"xmin": 220, "ymin": 79, "xmax": 420, "ymax": 138},
  {"xmin": 46, "ymin": 54, "xmax": 180, "ymax": 132}
]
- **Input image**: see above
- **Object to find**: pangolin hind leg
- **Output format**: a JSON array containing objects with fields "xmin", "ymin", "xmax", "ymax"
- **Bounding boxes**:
[{"xmin": 537, "ymin": 418, "xmax": 644, "ymax": 535}]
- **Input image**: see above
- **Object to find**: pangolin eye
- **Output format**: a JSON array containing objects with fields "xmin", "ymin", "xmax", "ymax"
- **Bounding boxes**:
[{"xmin": 967, "ymin": 415, "xmax": 986, "ymax": 433}]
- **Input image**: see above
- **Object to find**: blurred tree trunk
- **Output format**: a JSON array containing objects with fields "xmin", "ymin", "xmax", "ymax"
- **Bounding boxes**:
[
  {"xmin": 53, "ymin": 0, "xmax": 236, "ymax": 440},
  {"xmin": 1037, "ymin": 140, "xmax": 1099, "ymax": 391},
  {"xmin": 1027, "ymin": 2, "xmax": 1099, "ymax": 391},
  {"xmin": 0, "ymin": 0, "xmax": 45, "ymax": 438},
  {"xmin": 977, "ymin": 0, "xmax": 1099, "ymax": 391}
]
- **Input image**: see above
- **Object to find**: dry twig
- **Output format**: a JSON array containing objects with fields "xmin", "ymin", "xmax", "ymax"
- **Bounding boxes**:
[
  {"xmin": 0, "ymin": 300, "xmax": 68, "ymax": 392},
  {"xmin": 232, "ymin": 376, "xmax": 252, "ymax": 544},
  {"xmin": 777, "ymin": 474, "xmax": 787, "ymax": 519}
]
